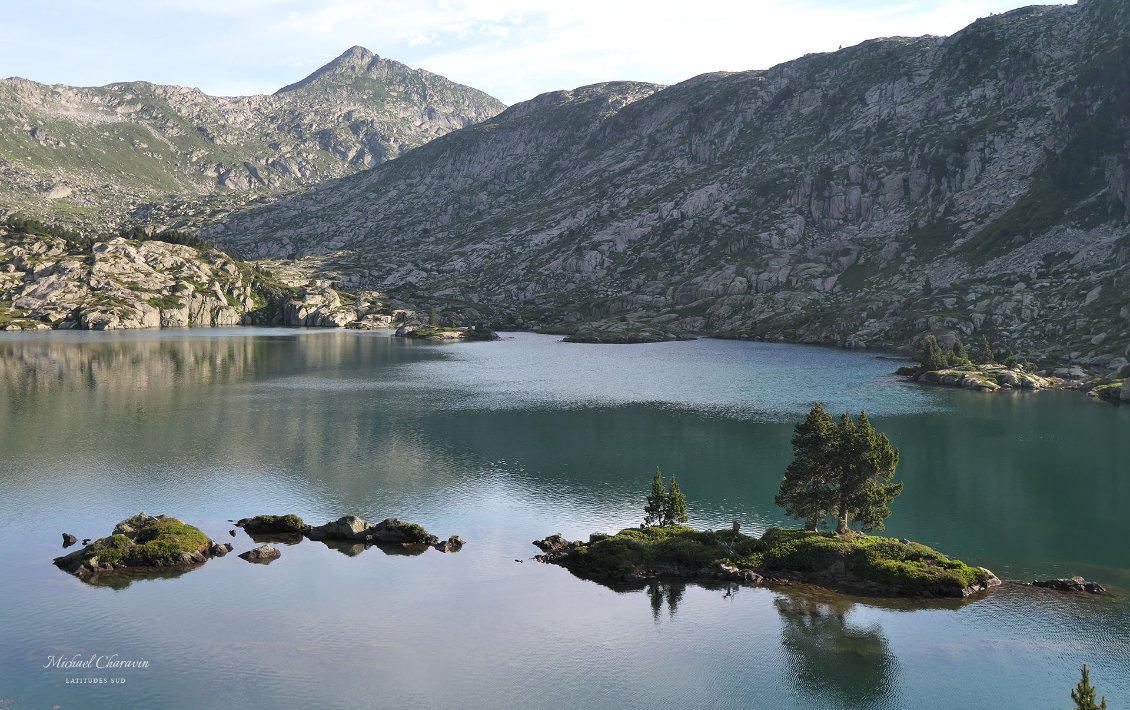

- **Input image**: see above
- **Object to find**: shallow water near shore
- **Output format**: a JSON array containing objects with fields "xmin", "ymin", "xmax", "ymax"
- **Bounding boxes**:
[{"xmin": 0, "ymin": 329, "xmax": 1127, "ymax": 709}]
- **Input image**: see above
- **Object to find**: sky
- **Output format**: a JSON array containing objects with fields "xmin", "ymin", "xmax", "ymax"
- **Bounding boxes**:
[{"xmin": 4, "ymin": 0, "xmax": 1067, "ymax": 105}]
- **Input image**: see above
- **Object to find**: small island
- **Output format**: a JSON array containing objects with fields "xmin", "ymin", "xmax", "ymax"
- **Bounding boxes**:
[
  {"xmin": 559, "ymin": 320, "xmax": 694, "ymax": 344},
  {"xmin": 394, "ymin": 321, "xmax": 498, "ymax": 341},
  {"xmin": 534, "ymin": 526, "xmax": 999, "ymax": 598},
  {"xmin": 898, "ymin": 335, "xmax": 1128, "ymax": 403},
  {"xmin": 536, "ymin": 406, "xmax": 1003, "ymax": 599},
  {"xmin": 54, "ymin": 513, "xmax": 230, "ymax": 580},
  {"xmin": 896, "ymin": 335, "xmax": 1059, "ymax": 392}
]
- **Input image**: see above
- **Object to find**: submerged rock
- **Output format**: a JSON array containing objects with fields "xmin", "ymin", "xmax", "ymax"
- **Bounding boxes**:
[
  {"xmin": 1030, "ymin": 577, "xmax": 1108, "ymax": 594},
  {"xmin": 54, "ymin": 513, "xmax": 218, "ymax": 579}
]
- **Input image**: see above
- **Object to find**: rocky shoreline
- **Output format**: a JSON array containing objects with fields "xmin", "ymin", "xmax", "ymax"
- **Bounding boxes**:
[{"xmin": 897, "ymin": 361, "xmax": 1129, "ymax": 403}]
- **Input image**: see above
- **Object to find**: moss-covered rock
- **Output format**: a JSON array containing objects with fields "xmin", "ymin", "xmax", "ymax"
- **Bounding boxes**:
[
  {"xmin": 535, "ymin": 526, "xmax": 1000, "ymax": 599},
  {"xmin": 54, "ymin": 513, "xmax": 219, "ymax": 579},
  {"xmin": 236, "ymin": 514, "xmax": 306, "ymax": 534},
  {"xmin": 1089, "ymin": 379, "xmax": 1125, "ymax": 404}
]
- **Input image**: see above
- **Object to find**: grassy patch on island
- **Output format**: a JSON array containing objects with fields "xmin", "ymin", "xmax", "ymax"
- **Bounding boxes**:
[
  {"xmin": 84, "ymin": 515, "xmax": 210, "ymax": 567},
  {"xmin": 558, "ymin": 526, "xmax": 993, "ymax": 597}
]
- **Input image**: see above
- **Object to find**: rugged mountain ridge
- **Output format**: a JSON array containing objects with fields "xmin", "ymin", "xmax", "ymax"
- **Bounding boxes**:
[
  {"xmin": 0, "ymin": 46, "xmax": 504, "ymax": 231},
  {"xmin": 210, "ymin": 0, "xmax": 1129, "ymax": 365}
]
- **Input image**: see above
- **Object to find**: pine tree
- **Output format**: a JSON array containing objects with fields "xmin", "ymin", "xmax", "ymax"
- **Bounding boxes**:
[
  {"xmin": 919, "ymin": 334, "xmax": 949, "ymax": 371},
  {"xmin": 775, "ymin": 406, "xmax": 902, "ymax": 534},
  {"xmin": 1071, "ymin": 664, "xmax": 1108, "ymax": 710},
  {"xmin": 644, "ymin": 468, "xmax": 666, "ymax": 527},
  {"xmin": 975, "ymin": 334, "xmax": 994, "ymax": 364},
  {"xmin": 832, "ymin": 412, "xmax": 902, "ymax": 533},
  {"xmin": 664, "ymin": 475, "xmax": 688, "ymax": 526},
  {"xmin": 429, "ymin": 307, "xmax": 439, "ymax": 328},
  {"xmin": 775, "ymin": 403, "xmax": 837, "ymax": 530},
  {"xmin": 951, "ymin": 338, "xmax": 969, "ymax": 364}
]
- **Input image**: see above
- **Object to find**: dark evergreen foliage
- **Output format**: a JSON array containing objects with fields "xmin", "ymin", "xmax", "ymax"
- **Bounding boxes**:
[
  {"xmin": 643, "ymin": 468, "xmax": 688, "ymax": 527},
  {"xmin": 1071, "ymin": 664, "xmax": 1108, "ymax": 710},
  {"xmin": 775, "ymin": 404, "xmax": 902, "ymax": 534}
]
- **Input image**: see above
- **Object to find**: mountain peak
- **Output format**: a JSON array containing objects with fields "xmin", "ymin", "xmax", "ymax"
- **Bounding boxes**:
[
  {"xmin": 335, "ymin": 45, "xmax": 377, "ymax": 68},
  {"xmin": 275, "ymin": 45, "xmax": 379, "ymax": 94}
]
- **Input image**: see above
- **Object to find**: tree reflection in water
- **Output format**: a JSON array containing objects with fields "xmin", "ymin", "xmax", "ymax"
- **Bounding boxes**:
[
  {"xmin": 774, "ymin": 592, "xmax": 897, "ymax": 707},
  {"xmin": 645, "ymin": 580, "xmax": 687, "ymax": 622}
]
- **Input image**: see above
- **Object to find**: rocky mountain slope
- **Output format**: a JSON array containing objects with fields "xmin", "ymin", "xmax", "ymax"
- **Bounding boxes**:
[
  {"xmin": 0, "ymin": 224, "xmax": 399, "ymax": 331},
  {"xmin": 0, "ymin": 46, "xmax": 504, "ymax": 231},
  {"xmin": 209, "ymin": 0, "xmax": 1129, "ymax": 366}
]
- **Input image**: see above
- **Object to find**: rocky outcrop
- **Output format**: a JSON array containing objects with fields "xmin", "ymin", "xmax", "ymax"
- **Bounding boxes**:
[
  {"xmin": 306, "ymin": 515, "xmax": 437, "ymax": 546},
  {"xmin": 1029, "ymin": 577, "xmax": 1108, "ymax": 594},
  {"xmin": 433, "ymin": 535, "xmax": 465, "ymax": 553},
  {"xmin": 239, "ymin": 544, "xmax": 281, "ymax": 564},
  {"xmin": 1, "ymin": 233, "xmax": 258, "ymax": 329},
  {"xmin": 394, "ymin": 324, "xmax": 498, "ymax": 341},
  {"xmin": 904, "ymin": 364, "xmax": 1060, "ymax": 393},
  {"xmin": 53, "ymin": 513, "xmax": 219, "ymax": 580},
  {"xmin": 0, "ymin": 231, "xmax": 395, "ymax": 331},
  {"xmin": 281, "ymin": 282, "xmax": 356, "ymax": 327},
  {"xmin": 0, "ymin": 47, "xmax": 504, "ymax": 232},
  {"xmin": 235, "ymin": 515, "xmax": 306, "ymax": 535},
  {"xmin": 211, "ymin": 0, "xmax": 1130, "ymax": 364}
]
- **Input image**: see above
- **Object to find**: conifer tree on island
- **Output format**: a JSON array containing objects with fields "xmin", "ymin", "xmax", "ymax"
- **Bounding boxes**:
[
  {"xmin": 919, "ymin": 334, "xmax": 950, "ymax": 371},
  {"xmin": 643, "ymin": 468, "xmax": 688, "ymax": 527},
  {"xmin": 775, "ymin": 404, "xmax": 902, "ymax": 534},
  {"xmin": 664, "ymin": 475, "xmax": 688, "ymax": 526},
  {"xmin": 644, "ymin": 468, "xmax": 666, "ymax": 526},
  {"xmin": 774, "ymin": 403, "xmax": 837, "ymax": 530},
  {"xmin": 1071, "ymin": 664, "xmax": 1108, "ymax": 710}
]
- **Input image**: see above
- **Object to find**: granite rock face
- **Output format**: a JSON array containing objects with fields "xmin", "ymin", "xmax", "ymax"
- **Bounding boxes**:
[
  {"xmin": 0, "ymin": 231, "xmax": 390, "ymax": 330},
  {"xmin": 211, "ymin": 0, "xmax": 1130, "ymax": 362}
]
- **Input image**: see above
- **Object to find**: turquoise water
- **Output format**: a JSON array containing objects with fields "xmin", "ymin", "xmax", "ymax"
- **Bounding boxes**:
[{"xmin": 0, "ymin": 330, "xmax": 1126, "ymax": 709}]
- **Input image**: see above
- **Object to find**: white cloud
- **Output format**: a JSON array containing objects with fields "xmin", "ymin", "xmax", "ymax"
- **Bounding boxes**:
[{"xmin": 0, "ymin": 0, "xmax": 1069, "ymax": 103}]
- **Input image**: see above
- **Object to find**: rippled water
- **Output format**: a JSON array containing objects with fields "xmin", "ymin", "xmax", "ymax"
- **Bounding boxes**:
[{"xmin": 0, "ymin": 329, "xmax": 1126, "ymax": 709}]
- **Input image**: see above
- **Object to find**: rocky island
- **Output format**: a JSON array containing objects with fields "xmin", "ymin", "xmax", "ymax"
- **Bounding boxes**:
[
  {"xmin": 535, "ymin": 526, "xmax": 1000, "ymax": 598},
  {"xmin": 239, "ymin": 514, "xmax": 465, "ymax": 553},
  {"xmin": 53, "ymin": 513, "xmax": 230, "ymax": 580},
  {"xmin": 394, "ymin": 323, "xmax": 498, "ymax": 341},
  {"xmin": 897, "ymin": 335, "xmax": 1128, "ymax": 402},
  {"xmin": 560, "ymin": 320, "xmax": 695, "ymax": 344}
]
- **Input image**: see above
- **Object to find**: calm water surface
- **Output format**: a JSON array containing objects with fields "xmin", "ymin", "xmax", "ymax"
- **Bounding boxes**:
[{"xmin": 0, "ymin": 330, "xmax": 1127, "ymax": 709}]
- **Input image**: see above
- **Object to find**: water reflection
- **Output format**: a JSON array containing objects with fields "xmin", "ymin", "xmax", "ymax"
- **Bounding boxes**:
[
  {"xmin": 311, "ymin": 539, "xmax": 429, "ymax": 557},
  {"xmin": 646, "ymin": 580, "xmax": 687, "ymax": 621},
  {"xmin": 71, "ymin": 566, "xmax": 200, "ymax": 591},
  {"xmin": 774, "ymin": 592, "xmax": 897, "ymax": 707}
]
